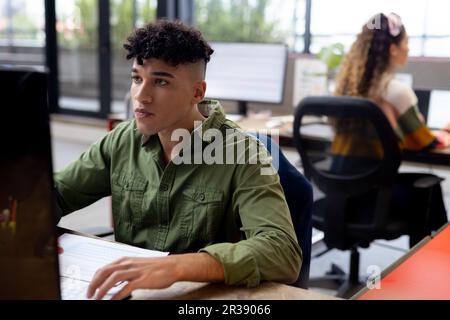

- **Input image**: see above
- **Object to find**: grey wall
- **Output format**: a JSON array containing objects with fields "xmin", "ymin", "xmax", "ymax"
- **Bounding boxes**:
[{"xmin": 401, "ymin": 57, "xmax": 450, "ymax": 90}]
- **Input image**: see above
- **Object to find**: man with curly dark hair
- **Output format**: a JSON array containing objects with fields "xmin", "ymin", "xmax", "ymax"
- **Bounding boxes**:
[{"xmin": 54, "ymin": 20, "xmax": 301, "ymax": 300}]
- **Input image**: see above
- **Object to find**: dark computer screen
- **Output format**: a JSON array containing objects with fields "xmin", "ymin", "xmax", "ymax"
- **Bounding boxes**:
[
  {"xmin": 414, "ymin": 89, "xmax": 431, "ymax": 121},
  {"xmin": 0, "ymin": 67, "xmax": 60, "ymax": 299}
]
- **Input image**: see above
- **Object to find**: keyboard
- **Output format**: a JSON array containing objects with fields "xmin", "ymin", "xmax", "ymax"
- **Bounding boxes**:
[
  {"xmin": 60, "ymin": 276, "xmax": 90, "ymax": 300},
  {"xmin": 60, "ymin": 276, "xmax": 128, "ymax": 300}
]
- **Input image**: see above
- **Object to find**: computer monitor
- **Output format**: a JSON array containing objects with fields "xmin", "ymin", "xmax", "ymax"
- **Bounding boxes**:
[
  {"xmin": 205, "ymin": 42, "xmax": 288, "ymax": 116},
  {"xmin": 414, "ymin": 89, "xmax": 450, "ymax": 130},
  {"xmin": 427, "ymin": 90, "xmax": 450, "ymax": 130},
  {"xmin": 0, "ymin": 67, "xmax": 61, "ymax": 299}
]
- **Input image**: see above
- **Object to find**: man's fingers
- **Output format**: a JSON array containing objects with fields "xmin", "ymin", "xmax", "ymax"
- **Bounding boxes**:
[
  {"xmin": 92, "ymin": 270, "xmax": 139, "ymax": 300},
  {"xmin": 87, "ymin": 258, "xmax": 136, "ymax": 298},
  {"xmin": 111, "ymin": 256, "xmax": 133, "ymax": 266},
  {"xmin": 111, "ymin": 281, "xmax": 137, "ymax": 300},
  {"xmin": 87, "ymin": 263, "xmax": 123, "ymax": 298}
]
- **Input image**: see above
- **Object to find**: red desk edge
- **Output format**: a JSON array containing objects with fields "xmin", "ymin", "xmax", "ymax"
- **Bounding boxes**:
[{"xmin": 353, "ymin": 223, "xmax": 450, "ymax": 300}]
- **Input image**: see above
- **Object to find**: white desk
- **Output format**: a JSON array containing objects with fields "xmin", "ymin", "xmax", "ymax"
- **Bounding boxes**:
[{"xmin": 132, "ymin": 281, "xmax": 339, "ymax": 300}]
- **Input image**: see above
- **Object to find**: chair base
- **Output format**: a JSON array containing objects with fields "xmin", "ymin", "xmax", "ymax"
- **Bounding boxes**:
[
  {"xmin": 336, "ymin": 279, "xmax": 365, "ymax": 299},
  {"xmin": 309, "ymin": 263, "xmax": 364, "ymax": 298},
  {"xmin": 309, "ymin": 247, "xmax": 366, "ymax": 299}
]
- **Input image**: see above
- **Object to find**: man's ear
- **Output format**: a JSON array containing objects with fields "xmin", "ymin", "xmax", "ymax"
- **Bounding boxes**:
[{"xmin": 193, "ymin": 81, "xmax": 207, "ymax": 104}]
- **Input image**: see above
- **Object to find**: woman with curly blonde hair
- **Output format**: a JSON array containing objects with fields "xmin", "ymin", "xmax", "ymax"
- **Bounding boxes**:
[
  {"xmin": 331, "ymin": 13, "xmax": 448, "ymax": 247},
  {"xmin": 335, "ymin": 12, "xmax": 450, "ymax": 150}
]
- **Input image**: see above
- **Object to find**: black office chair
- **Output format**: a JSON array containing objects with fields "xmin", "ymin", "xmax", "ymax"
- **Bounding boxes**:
[
  {"xmin": 250, "ymin": 133, "xmax": 313, "ymax": 289},
  {"xmin": 293, "ymin": 96, "xmax": 413, "ymax": 298}
]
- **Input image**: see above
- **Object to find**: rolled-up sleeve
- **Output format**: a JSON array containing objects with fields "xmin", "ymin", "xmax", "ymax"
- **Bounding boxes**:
[{"xmin": 201, "ymin": 145, "xmax": 302, "ymax": 287}]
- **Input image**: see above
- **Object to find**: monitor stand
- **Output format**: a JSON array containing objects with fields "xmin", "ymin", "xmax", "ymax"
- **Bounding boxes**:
[
  {"xmin": 237, "ymin": 101, "xmax": 248, "ymax": 116},
  {"xmin": 226, "ymin": 101, "xmax": 247, "ymax": 122}
]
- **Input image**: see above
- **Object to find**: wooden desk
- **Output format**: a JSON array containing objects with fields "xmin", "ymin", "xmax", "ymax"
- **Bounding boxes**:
[
  {"xmin": 235, "ymin": 116, "xmax": 450, "ymax": 167},
  {"xmin": 234, "ymin": 116, "xmax": 294, "ymax": 146},
  {"xmin": 132, "ymin": 281, "xmax": 339, "ymax": 300},
  {"xmin": 58, "ymin": 228, "xmax": 337, "ymax": 300},
  {"xmin": 354, "ymin": 223, "xmax": 450, "ymax": 300}
]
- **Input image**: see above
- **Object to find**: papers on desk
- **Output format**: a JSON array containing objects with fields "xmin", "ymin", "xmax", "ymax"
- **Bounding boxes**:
[
  {"xmin": 58, "ymin": 233, "xmax": 168, "ymax": 282},
  {"xmin": 265, "ymin": 115, "xmax": 295, "ymax": 129}
]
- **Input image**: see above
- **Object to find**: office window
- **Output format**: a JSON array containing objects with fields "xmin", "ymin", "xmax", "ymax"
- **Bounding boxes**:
[
  {"xmin": 56, "ymin": 0, "xmax": 100, "ymax": 112},
  {"xmin": 111, "ymin": 0, "xmax": 156, "ymax": 114},
  {"xmin": 0, "ymin": 0, "xmax": 45, "ymax": 66},
  {"xmin": 422, "ymin": 1, "xmax": 450, "ymax": 57},
  {"xmin": 293, "ymin": 0, "xmax": 306, "ymax": 52},
  {"xmin": 194, "ymin": 0, "xmax": 301, "ymax": 49},
  {"xmin": 309, "ymin": 0, "xmax": 450, "ymax": 57},
  {"xmin": 111, "ymin": 0, "xmax": 156, "ymax": 51}
]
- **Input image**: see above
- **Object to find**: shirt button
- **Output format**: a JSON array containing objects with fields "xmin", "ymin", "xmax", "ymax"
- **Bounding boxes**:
[
  {"xmin": 199, "ymin": 193, "xmax": 205, "ymax": 201},
  {"xmin": 160, "ymin": 184, "xmax": 168, "ymax": 192}
]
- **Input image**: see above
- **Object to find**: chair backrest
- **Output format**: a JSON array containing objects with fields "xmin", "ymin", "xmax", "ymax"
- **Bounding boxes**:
[
  {"xmin": 293, "ymin": 96, "xmax": 401, "ymax": 248},
  {"xmin": 294, "ymin": 96, "xmax": 401, "ymax": 193},
  {"xmin": 250, "ymin": 133, "xmax": 313, "ymax": 289}
]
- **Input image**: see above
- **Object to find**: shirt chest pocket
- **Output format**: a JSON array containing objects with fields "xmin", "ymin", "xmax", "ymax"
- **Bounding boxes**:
[
  {"xmin": 180, "ymin": 187, "xmax": 224, "ymax": 243},
  {"xmin": 111, "ymin": 174, "xmax": 148, "ymax": 226}
]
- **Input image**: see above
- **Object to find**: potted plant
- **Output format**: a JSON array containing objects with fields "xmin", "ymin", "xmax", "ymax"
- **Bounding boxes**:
[{"xmin": 317, "ymin": 42, "xmax": 345, "ymax": 92}]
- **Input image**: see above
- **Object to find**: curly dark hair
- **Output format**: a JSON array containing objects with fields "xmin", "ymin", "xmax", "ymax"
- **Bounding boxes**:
[
  {"xmin": 123, "ymin": 19, "xmax": 214, "ymax": 70},
  {"xmin": 335, "ymin": 13, "xmax": 406, "ymax": 99}
]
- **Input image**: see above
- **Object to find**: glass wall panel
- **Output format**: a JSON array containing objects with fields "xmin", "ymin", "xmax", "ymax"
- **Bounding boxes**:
[
  {"xmin": 56, "ymin": 0, "xmax": 100, "ymax": 112},
  {"xmin": 0, "ymin": 0, "xmax": 45, "ymax": 66},
  {"xmin": 111, "ymin": 0, "xmax": 156, "ymax": 114},
  {"xmin": 310, "ymin": 0, "xmax": 450, "ymax": 57},
  {"xmin": 194, "ymin": 0, "xmax": 299, "ymax": 49}
]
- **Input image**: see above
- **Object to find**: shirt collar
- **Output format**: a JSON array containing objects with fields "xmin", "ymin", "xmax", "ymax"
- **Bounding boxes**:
[
  {"xmin": 193, "ymin": 99, "xmax": 226, "ymax": 139},
  {"xmin": 139, "ymin": 100, "xmax": 226, "ymax": 154}
]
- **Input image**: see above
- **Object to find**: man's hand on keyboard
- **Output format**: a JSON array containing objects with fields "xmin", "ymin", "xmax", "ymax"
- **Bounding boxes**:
[{"xmin": 87, "ymin": 253, "xmax": 224, "ymax": 300}]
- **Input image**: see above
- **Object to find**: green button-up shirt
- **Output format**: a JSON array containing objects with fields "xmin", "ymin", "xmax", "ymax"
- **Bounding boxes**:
[{"xmin": 54, "ymin": 100, "xmax": 302, "ymax": 287}]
